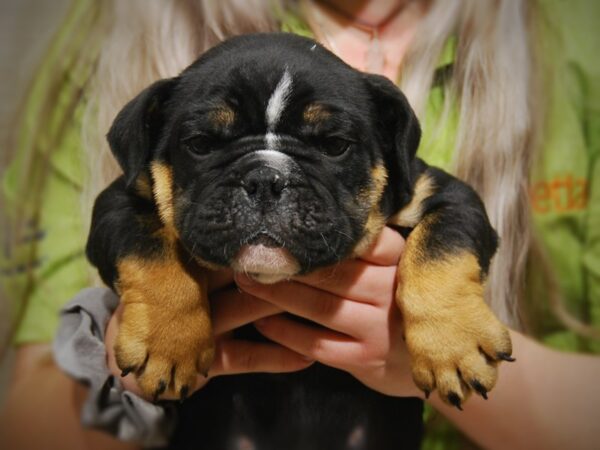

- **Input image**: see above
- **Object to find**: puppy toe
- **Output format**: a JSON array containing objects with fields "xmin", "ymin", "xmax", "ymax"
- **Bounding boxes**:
[
  {"xmin": 173, "ymin": 359, "xmax": 199, "ymax": 402},
  {"xmin": 478, "ymin": 320, "xmax": 513, "ymax": 362},
  {"xmin": 458, "ymin": 352, "xmax": 497, "ymax": 399},
  {"xmin": 434, "ymin": 367, "xmax": 468, "ymax": 410},
  {"xmin": 114, "ymin": 336, "xmax": 148, "ymax": 377},
  {"xmin": 137, "ymin": 355, "xmax": 173, "ymax": 401},
  {"xmin": 411, "ymin": 359, "xmax": 435, "ymax": 398},
  {"xmin": 196, "ymin": 343, "xmax": 216, "ymax": 378}
]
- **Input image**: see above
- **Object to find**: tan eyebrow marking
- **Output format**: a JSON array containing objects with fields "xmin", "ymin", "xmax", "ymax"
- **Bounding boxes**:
[
  {"xmin": 209, "ymin": 106, "xmax": 236, "ymax": 128},
  {"xmin": 303, "ymin": 103, "xmax": 331, "ymax": 124}
]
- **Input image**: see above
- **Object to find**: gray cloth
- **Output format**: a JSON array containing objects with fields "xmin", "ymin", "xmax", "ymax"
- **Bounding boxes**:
[{"xmin": 53, "ymin": 287, "xmax": 176, "ymax": 448}]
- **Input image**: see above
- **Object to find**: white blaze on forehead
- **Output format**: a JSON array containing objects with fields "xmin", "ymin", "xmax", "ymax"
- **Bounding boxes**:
[
  {"xmin": 265, "ymin": 132, "xmax": 279, "ymax": 151},
  {"xmin": 266, "ymin": 69, "xmax": 293, "ymax": 130}
]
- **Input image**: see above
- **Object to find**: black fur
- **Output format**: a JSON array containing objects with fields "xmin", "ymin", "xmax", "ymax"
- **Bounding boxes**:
[
  {"xmin": 171, "ymin": 362, "xmax": 423, "ymax": 450},
  {"xmin": 86, "ymin": 177, "xmax": 163, "ymax": 287},
  {"xmin": 362, "ymin": 73, "xmax": 421, "ymax": 218},
  {"xmin": 107, "ymin": 78, "xmax": 178, "ymax": 188},
  {"xmin": 87, "ymin": 33, "xmax": 500, "ymax": 449}
]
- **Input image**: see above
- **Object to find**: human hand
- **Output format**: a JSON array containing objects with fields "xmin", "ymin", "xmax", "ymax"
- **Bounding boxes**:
[
  {"xmin": 105, "ymin": 268, "xmax": 313, "ymax": 400},
  {"xmin": 236, "ymin": 227, "xmax": 422, "ymax": 398}
]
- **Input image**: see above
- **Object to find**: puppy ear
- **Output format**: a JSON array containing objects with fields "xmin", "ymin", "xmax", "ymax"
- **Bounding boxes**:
[
  {"xmin": 363, "ymin": 73, "xmax": 421, "ymax": 209},
  {"xmin": 107, "ymin": 77, "xmax": 178, "ymax": 188}
]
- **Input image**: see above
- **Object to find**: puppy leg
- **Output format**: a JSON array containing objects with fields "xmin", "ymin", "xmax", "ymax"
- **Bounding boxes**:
[
  {"xmin": 115, "ymin": 248, "xmax": 214, "ymax": 401},
  {"xmin": 391, "ymin": 163, "xmax": 512, "ymax": 408},
  {"xmin": 87, "ymin": 177, "xmax": 214, "ymax": 400}
]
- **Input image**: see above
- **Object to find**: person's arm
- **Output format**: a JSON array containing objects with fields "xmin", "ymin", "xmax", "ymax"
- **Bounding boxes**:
[
  {"xmin": 0, "ymin": 344, "xmax": 139, "ymax": 450},
  {"xmin": 430, "ymin": 330, "xmax": 600, "ymax": 450}
]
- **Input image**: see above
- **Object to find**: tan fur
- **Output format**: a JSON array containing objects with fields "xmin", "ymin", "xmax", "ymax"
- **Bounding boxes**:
[
  {"xmin": 397, "ymin": 216, "xmax": 511, "ymax": 405},
  {"xmin": 210, "ymin": 106, "xmax": 236, "ymax": 128},
  {"xmin": 115, "ymin": 252, "xmax": 214, "ymax": 399},
  {"xmin": 135, "ymin": 172, "xmax": 153, "ymax": 200},
  {"xmin": 353, "ymin": 164, "xmax": 388, "ymax": 256},
  {"xmin": 365, "ymin": 164, "xmax": 388, "ymax": 205},
  {"xmin": 388, "ymin": 173, "xmax": 435, "ymax": 228},
  {"xmin": 150, "ymin": 162, "xmax": 176, "ymax": 230},
  {"xmin": 303, "ymin": 103, "xmax": 331, "ymax": 124},
  {"xmin": 353, "ymin": 210, "xmax": 386, "ymax": 257}
]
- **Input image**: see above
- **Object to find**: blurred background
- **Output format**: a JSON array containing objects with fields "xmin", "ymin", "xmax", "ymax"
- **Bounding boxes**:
[{"xmin": 0, "ymin": 0, "xmax": 70, "ymax": 404}]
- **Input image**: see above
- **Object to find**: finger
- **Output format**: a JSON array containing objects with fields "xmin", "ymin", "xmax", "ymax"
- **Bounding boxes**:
[
  {"xmin": 211, "ymin": 287, "xmax": 282, "ymax": 335},
  {"xmin": 207, "ymin": 268, "xmax": 235, "ymax": 293},
  {"xmin": 254, "ymin": 314, "xmax": 361, "ymax": 369},
  {"xmin": 292, "ymin": 261, "xmax": 397, "ymax": 305},
  {"xmin": 358, "ymin": 226, "xmax": 405, "ymax": 266},
  {"xmin": 209, "ymin": 339, "xmax": 314, "ymax": 376},
  {"xmin": 236, "ymin": 276, "xmax": 375, "ymax": 336}
]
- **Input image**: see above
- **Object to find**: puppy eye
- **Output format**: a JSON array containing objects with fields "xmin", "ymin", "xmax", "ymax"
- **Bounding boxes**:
[
  {"xmin": 321, "ymin": 137, "xmax": 352, "ymax": 157},
  {"xmin": 183, "ymin": 133, "xmax": 219, "ymax": 156}
]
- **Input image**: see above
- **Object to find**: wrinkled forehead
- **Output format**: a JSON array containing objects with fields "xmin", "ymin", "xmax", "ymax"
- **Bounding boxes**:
[{"xmin": 173, "ymin": 60, "xmax": 366, "ymax": 139}]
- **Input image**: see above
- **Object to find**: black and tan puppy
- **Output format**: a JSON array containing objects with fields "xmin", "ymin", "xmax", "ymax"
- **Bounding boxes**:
[{"xmin": 87, "ymin": 32, "xmax": 512, "ymax": 431}]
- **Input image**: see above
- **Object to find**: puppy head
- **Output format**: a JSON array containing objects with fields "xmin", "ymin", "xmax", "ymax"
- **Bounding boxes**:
[{"xmin": 107, "ymin": 33, "xmax": 420, "ymax": 282}]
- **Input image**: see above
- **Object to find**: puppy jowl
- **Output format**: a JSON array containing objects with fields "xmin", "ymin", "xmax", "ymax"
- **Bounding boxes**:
[{"xmin": 87, "ymin": 33, "xmax": 512, "ymax": 408}]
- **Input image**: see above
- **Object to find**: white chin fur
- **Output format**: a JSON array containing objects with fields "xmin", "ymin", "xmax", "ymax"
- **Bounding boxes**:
[{"xmin": 232, "ymin": 245, "xmax": 300, "ymax": 284}]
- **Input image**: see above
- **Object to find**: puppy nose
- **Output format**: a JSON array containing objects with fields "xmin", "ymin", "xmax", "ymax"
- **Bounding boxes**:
[{"xmin": 241, "ymin": 167, "xmax": 287, "ymax": 200}]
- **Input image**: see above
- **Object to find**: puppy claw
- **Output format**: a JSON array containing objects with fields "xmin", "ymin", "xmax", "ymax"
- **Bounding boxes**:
[
  {"xmin": 470, "ymin": 380, "xmax": 488, "ymax": 400},
  {"xmin": 153, "ymin": 380, "xmax": 167, "ymax": 402},
  {"xmin": 423, "ymin": 389, "xmax": 430, "ymax": 400},
  {"xmin": 447, "ymin": 392, "xmax": 463, "ymax": 411},
  {"xmin": 120, "ymin": 367, "xmax": 134, "ymax": 377},
  {"xmin": 136, "ymin": 354, "xmax": 149, "ymax": 377},
  {"xmin": 179, "ymin": 385, "xmax": 190, "ymax": 403},
  {"xmin": 497, "ymin": 352, "xmax": 516, "ymax": 362}
]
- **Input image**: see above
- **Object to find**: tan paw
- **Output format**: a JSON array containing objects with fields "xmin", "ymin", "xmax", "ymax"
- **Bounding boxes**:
[
  {"xmin": 114, "ymin": 256, "xmax": 214, "ymax": 401},
  {"xmin": 115, "ymin": 300, "xmax": 214, "ymax": 401},
  {"xmin": 399, "ymin": 252, "xmax": 513, "ymax": 409}
]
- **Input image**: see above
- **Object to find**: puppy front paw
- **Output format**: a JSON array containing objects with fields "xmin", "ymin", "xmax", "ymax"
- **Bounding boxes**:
[
  {"xmin": 114, "ymin": 257, "xmax": 214, "ymax": 401},
  {"xmin": 115, "ymin": 299, "xmax": 214, "ymax": 401},
  {"xmin": 406, "ymin": 307, "xmax": 511, "ymax": 408},
  {"xmin": 399, "ymin": 252, "xmax": 513, "ymax": 408}
]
